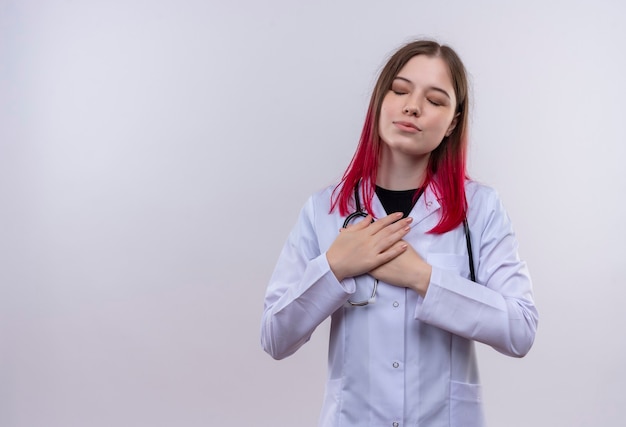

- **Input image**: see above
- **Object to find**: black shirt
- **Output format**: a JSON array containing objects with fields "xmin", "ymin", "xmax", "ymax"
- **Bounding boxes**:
[{"xmin": 375, "ymin": 186, "xmax": 424, "ymax": 218}]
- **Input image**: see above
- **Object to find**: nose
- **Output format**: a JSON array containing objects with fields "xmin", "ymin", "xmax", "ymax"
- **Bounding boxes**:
[{"xmin": 403, "ymin": 104, "xmax": 420, "ymax": 117}]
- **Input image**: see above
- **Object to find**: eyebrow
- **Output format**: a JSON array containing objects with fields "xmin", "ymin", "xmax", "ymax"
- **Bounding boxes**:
[{"xmin": 393, "ymin": 76, "xmax": 451, "ymax": 99}]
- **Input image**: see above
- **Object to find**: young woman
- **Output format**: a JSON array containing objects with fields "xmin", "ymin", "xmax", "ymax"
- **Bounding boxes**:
[{"xmin": 261, "ymin": 40, "xmax": 538, "ymax": 427}]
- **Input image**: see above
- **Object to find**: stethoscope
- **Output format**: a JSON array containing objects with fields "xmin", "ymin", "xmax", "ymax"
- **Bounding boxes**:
[
  {"xmin": 342, "ymin": 183, "xmax": 371, "ymax": 229},
  {"xmin": 342, "ymin": 184, "xmax": 377, "ymax": 306},
  {"xmin": 342, "ymin": 182, "xmax": 476, "ymax": 307}
]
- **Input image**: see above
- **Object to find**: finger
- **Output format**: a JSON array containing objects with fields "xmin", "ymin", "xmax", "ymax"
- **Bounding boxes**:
[
  {"xmin": 372, "ymin": 216, "xmax": 412, "ymax": 242},
  {"xmin": 367, "ymin": 212, "xmax": 404, "ymax": 234},
  {"xmin": 375, "ymin": 220, "xmax": 411, "ymax": 252},
  {"xmin": 377, "ymin": 240, "xmax": 409, "ymax": 263}
]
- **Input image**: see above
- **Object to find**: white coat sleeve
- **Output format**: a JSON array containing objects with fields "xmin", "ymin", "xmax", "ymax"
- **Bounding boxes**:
[
  {"xmin": 261, "ymin": 196, "xmax": 355, "ymax": 360},
  {"xmin": 415, "ymin": 189, "xmax": 538, "ymax": 357}
]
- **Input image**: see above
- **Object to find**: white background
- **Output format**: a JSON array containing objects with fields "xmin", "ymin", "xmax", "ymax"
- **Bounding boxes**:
[{"xmin": 1, "ymin": 1, "xmax": 625, "ymax": 426}]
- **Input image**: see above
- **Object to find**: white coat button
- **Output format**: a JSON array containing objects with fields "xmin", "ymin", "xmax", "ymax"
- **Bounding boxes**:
[
  {"xmin": 392, "ymin": 362, "xmax": 399, "ymax": 368},
  {"xmin": 392, "ymin": 422, "xmax": 399, "ymax": 427},
  {"xmin": 393, "ymin": 301, "xmax": 399, "ymax": 307}
]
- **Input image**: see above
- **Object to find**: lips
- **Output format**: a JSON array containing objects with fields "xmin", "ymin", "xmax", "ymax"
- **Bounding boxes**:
[{"xmin": 393, "ymin": 121, "xmax": 421, "ymax": 132}]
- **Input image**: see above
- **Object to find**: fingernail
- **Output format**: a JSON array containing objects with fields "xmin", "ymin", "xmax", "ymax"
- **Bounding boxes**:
[{"xmin": 406, "ymin": 217, "xmax": 413, "ymax": 223}]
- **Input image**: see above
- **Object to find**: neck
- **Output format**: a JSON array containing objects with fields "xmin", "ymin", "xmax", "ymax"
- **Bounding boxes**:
[{"xmin": 377, "ymin": 147, "xmax": 430, "ymax": 190}]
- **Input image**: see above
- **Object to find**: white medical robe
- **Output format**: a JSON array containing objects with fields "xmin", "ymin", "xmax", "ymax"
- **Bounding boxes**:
[{"xmin": 261, "ymin": 181, "xmax": 538, "ymax": 427}]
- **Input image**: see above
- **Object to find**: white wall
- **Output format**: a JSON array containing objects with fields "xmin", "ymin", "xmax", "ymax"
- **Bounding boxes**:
[{"xmin": 1, "ymin": 0, "xmax": 625, "ymax": 426}]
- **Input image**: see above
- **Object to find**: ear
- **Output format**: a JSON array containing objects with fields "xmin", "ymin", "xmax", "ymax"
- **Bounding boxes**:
[{"xmin": 445, "ymin": 113, "xmax": 460, "ymax": 137}]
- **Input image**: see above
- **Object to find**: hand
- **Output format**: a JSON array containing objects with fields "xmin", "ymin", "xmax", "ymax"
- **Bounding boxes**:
[
  {"xmin": 327, "ymin": 212, "xmax": 412, "ymax": 282},
  {"xmin": 369, "ymin": 241, "xmax": 432, "ymax": 297}
]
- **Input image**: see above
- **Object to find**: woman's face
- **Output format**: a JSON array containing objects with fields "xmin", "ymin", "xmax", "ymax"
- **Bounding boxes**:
[{"xmin": 378, "ymin": 55, "xmax": 458, "ymax": 160}]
